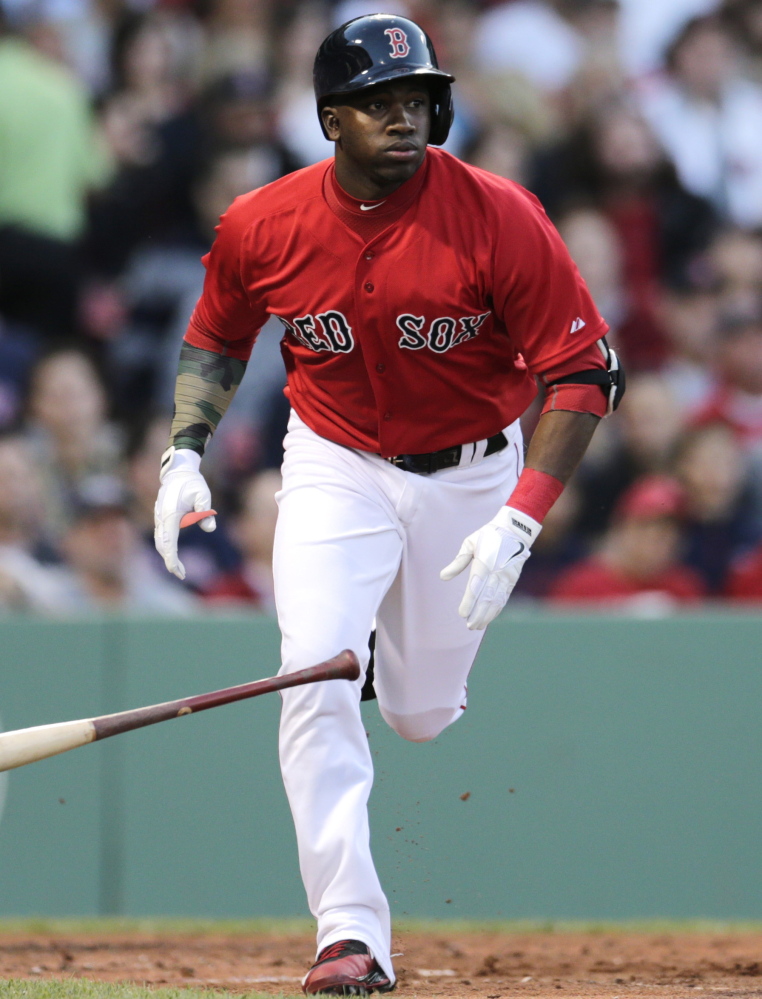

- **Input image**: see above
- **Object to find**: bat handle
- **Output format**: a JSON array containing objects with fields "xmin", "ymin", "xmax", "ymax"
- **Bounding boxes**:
[{"xmin": 180, "ymin": 509, "xmax": 217, "ymax": 529}]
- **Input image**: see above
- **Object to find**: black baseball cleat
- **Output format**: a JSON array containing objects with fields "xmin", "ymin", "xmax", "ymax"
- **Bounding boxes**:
[{"xmin": 302, "ymin": 939, "xmax": 395, "ymax": 995}]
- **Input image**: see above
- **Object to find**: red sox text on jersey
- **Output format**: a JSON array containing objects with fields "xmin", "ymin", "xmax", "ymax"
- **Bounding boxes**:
[
  {"xmin": 185, "ymin": 148, "xmax": 609, "ymax": 457},
  {"xmin": 278, "ymin": 310, "xmax": 491, "ymax": 354}
]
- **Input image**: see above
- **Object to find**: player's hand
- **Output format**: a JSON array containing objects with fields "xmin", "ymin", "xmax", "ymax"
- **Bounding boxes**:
[
  {"xmin": 440, "ymin": 506, "xmax": 540, "ymax": 630},
  {"xmin": 154, "ymin": 446, "xmax": 216, "ymax": 580}
]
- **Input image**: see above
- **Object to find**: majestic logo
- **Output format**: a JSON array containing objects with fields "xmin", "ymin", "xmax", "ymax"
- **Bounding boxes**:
[
  {"xmin": 397, "ymin": 312, "xmax": 490, "ymax": 353},
  {"xmin": 360, "ymin": 202, "xmax": 386, "ymax": 211},
  {"xmin": 570, "ymin": 316, "xmax": 586, "ymax": 334},
  {"xmin": 279, "ymin": 312, "xmax": 354, "ymax": 354},
  {"xmin": 384, "ymin": 27, "xmax": 410, "ymax": 58}
]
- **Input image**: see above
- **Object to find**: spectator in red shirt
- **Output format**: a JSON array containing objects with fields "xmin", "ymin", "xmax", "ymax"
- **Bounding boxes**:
[
  {"xmin": 550, "ymin": 474, "xmax": 706, "ymax": 609},
  {"xmin": 575, "ymin": 372, "xmax": 685, "ymax": 538},
  {"xmin": 530, "ymin": 101, "xmax": 717, "ymax": 370},
  {"xmin": 694, "ymin": 297, "xmax": 762, "ymax": 448},
  {"xmin": 725, "ymin": 544, "xmax": 762, "ymax": 601}
]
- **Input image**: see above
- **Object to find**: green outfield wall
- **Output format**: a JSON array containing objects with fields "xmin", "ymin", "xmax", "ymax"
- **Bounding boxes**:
[{"xmin": 1, "ymin": 613, "xmax": 761, "ymax": 920}]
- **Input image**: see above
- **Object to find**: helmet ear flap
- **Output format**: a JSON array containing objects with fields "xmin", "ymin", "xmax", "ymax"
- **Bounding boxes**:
[{"xmin": 428, "ymin": 84, "xmax": 453, "ymax": 145}]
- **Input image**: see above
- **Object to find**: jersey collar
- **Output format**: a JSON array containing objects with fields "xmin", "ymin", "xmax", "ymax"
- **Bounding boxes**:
[{"xmin": 325, "ymin": 154, "xmax": 429, "ymax": 229}]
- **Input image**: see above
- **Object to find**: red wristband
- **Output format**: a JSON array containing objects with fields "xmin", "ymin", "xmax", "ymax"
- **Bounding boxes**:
[{"xmin": 507, "ymin": 467, "xmax": 564, "ymax": 524}]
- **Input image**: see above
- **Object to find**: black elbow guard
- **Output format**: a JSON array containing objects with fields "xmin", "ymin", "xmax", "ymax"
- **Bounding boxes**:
[{"xmin": 545, "ymin": 337, "xmax": 626, "ymax": 416}]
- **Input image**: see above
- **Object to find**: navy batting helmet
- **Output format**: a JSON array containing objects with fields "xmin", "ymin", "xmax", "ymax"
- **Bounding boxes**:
[{"xmin": 313, "ymin": 14, "xmax": 455, "ymax": 146}]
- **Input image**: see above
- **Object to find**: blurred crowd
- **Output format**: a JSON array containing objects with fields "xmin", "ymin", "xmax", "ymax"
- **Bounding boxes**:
[{"xmin": 2, "ymin": 0, "xmax": 762, "ymax": 614}]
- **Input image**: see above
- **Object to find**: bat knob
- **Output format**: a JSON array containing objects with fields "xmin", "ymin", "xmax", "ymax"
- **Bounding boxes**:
[{"xmin": 334, "ymin": 650, "xmax": 361, "ymax": 682}]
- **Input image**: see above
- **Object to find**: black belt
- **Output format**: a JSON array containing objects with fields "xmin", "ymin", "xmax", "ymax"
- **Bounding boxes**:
[{"xmin": 386, "ymin": 431, "xmax": 508, "ymax": 475}]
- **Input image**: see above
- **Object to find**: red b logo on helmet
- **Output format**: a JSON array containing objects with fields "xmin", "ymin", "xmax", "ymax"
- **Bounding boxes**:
[{"xmin": 384, "ymin": 27, "xmax": 410, "ymax": 58}]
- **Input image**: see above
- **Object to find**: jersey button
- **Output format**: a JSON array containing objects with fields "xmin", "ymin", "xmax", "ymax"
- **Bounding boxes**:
[
  {"xmin": 376, "ymin": 363, "xmax": 385, "ymax": 373},
  {"xmin": 364, "ymin": 282, "xmax": 374, "ymax": 293},
  {"xmin": 383, "ymin": 411, "xmax": 392, "ymax": 421},
  {"xmin": 365, "ymin": 251, "xmax": 374, "ymax": 260}
]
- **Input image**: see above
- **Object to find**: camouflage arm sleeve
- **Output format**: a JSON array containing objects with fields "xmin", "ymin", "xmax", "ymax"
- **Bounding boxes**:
[{"xmin": 168, "ymin": 344, "xmax": 247, "ymax": 456}]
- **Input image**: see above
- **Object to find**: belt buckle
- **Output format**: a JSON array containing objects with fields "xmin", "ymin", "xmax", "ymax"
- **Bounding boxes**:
[
  {"xmin": 388, "ymin": 448, "xmax": 461, "ymax": 475},
  {"xmin": 387, "ymin": 453, "xmax": 428, "ymax": 474}
]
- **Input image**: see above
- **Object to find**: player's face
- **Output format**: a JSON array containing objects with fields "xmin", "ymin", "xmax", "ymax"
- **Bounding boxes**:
[{"xmin": 322, "ymin": 79, "xmax": 431, "ymax": 199}]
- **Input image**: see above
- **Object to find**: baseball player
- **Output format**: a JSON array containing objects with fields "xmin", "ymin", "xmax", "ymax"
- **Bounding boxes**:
[{"xmin": 155, "ymin": 14, "xmax": 624, "ymax": 995}]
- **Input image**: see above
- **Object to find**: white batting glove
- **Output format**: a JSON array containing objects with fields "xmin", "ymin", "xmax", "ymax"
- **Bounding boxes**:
[
  {"xmin": 154, "ymin": 446, "xmax": 216, "ymax": 580},
  {"xmin": 440, "ymin": 506, "xmax": 540, "ymax": 630}
]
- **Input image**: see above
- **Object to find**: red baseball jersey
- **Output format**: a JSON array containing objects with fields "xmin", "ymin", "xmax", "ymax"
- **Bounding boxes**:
[{"xmin": 185, "ymin": 148, "xmax": 608, "ymax": 457}]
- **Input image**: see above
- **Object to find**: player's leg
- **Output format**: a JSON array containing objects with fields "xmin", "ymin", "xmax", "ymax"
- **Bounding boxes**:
[
  {"xmin": 374, "ymin": 424, "xmax": 524, "ymax": 742},
  {"xmin": 274, "ymin": 414, "xmax": 403, "ymax": 983}
]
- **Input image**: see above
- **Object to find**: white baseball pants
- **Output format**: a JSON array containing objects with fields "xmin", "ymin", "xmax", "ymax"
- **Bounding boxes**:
[{"xmin": 274, "ymin": 412, "xmax": 523, "ymax": 982}]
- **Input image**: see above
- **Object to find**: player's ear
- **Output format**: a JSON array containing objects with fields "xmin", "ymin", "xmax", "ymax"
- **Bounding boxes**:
[{"xmin": 321, "ymin": 105, "xmax": 341, "ymax": 141}]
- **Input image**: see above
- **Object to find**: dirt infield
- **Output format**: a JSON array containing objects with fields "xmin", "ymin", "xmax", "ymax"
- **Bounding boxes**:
[{"xmin": 1, "ymin": 928, "xmax": 762, "ymax": 998}]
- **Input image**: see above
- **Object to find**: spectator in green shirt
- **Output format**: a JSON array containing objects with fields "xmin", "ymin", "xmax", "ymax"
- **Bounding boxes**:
[{"xmin": 0, "ymin": 10, "xmax": 111, "ymax": 337}]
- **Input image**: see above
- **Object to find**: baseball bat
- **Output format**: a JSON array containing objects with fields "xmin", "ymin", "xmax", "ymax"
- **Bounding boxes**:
[{"xmin": 0, "ymin": 649, "xmax": 360, "ymax": 773}]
